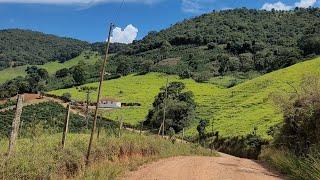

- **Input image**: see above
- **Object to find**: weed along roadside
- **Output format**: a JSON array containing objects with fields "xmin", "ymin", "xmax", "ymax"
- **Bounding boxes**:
[{"xmin": 0, "ymin": 131, "xmax": 215, "ymax": 179}]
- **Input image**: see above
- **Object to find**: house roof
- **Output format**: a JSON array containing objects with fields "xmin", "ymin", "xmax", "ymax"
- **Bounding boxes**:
[{"xmin": 99, "ymin": 97, "xmax": 120, "ymax": 102}]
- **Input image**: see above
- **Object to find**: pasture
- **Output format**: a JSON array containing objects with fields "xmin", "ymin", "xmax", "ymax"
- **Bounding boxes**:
[
  {"xmin": 0, "ymin": 51, "xmax": 100, "ymax": 84},
  {"xmin": 49, "ymin": 57, "xmax": 320, "ymax": 138}
]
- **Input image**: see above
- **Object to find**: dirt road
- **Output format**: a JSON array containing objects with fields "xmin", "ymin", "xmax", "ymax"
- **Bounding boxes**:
[{"xmin": 124, "ymin": 154, "xmax": 283, "ymax": 180}]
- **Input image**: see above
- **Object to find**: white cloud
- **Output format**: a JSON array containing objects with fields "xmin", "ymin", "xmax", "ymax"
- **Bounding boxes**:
[
  {"xmin": 110, "ymin": 24, "xmax": 138, "ymax": 44},
  {"xmin": 295, "ymin": 0, "xmax": 317, "ymax": 8},
  {"xmin": 262, "ymin": 0, "xmax": 318, "ymax": 11},
  {"xmin": 0, "ymin": 0, "xmax": 162, "ymax": 4},
  {"xmin": 261, "ymin": 1, "xmax": 292, "ymax": 11},
  {"xmin": 181, "ymin": 0, "xmax": 203, "ymax": 13}
]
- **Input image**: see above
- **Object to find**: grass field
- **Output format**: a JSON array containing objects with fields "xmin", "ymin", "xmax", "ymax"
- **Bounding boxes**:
[
  {"xmin": 49, "ymin": 57, "xmax": 320, "ymax": 139},
  {"xmin": 0, "ymin": 51, "xmax": 100, "ymax": 84},
  {"xmin": 0, "ymin": 131, "xmax": 214, "ymax": 179}
]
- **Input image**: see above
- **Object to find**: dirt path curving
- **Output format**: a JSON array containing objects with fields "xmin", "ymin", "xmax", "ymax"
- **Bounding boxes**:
[{"xmin": 123, "ymin": 153, "xmax": 283, "ymax": 180}]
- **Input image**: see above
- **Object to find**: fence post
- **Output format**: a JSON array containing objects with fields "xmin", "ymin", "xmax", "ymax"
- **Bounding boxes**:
[
  {"xmin": 7, "ymin": 94, "xmax": 24, "ymax": 157},
  {"xmin": 182, "ymin": 128, "xmax": 185, "ymax": 141},
  {"xmin": 61, "ymin": 104, "xmax": 70, "ymax": 149}
]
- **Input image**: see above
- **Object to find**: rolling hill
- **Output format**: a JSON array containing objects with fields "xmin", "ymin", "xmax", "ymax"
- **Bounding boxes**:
[
  {"xmin": 0, "ymin": 29, "xmax": 90, "ymax": 70},
  {"xmin": 108, "ymin": 8, "xmax": 320, "ymax": 83},
  {"xmin": 49, "ymin": 56, "xmax": 320, "ymax": 139},
  {"xmin": 0, "ymin": 51, "xmax": 100, "ymax": 84}
]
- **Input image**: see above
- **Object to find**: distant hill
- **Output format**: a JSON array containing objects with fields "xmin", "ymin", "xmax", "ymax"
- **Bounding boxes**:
[
  {"xmin": 0, "ymin": 29, "xmax": 90, "ymax": 70},
  {"xmin": 109, "ymin": 8, "xmax": 320, "ymax": 81}
]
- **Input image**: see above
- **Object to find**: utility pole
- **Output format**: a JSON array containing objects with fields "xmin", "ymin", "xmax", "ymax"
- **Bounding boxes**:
[
  {"xmin": 62, "ymin": 104, "xmax": 71, "ymax": 149},
  {"xmin": 162, "ymin": 77, "xmax": 168, "ymax": 137},
  {"xmin": 86, "ymin": 23, "xmax": 114, "ymax": 165},
  {"xmin": 80, "ymin": 86, "xmax": 97, "ymax": 128},
  {"xmin": 118, "ymin": 116, "xmax": 123, "ymax": 138},
  {"xmin": 182, "ymin": 128, "xmax": 185, "ymax": 141},
  {"xmin": 7, "ymin": 94, "xmax": 24, "ymax": 157}
]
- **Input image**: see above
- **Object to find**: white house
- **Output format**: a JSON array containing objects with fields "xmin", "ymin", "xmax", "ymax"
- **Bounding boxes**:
[{"xmin": 99, "ymin": 98, "xmax": 121, "ymax": 108}]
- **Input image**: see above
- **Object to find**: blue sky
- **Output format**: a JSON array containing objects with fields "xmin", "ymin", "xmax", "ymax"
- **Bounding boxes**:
[{"xmin": 0, "ymin": 0, "xmax": 319, "ymax": 43}]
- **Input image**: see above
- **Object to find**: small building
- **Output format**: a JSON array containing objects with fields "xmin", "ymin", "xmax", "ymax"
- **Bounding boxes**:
[{"xmin": 99, "ymin": 98, "xmax": 121, "ymax": 108}]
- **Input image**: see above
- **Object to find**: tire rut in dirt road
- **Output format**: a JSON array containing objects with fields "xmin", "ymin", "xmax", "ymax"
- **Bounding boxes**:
[{"xmin": 123, "ymin": 154, "xmax": 283, "ymax": 180}]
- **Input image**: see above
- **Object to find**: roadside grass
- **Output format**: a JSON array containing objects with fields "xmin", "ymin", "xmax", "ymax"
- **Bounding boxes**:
[
  {"xmin": 49, "ymin": 57, "xmax": 320, "ymax": 139},
  {"xmin": 0, "ymin": 51, "xmax": 100, "ymax": 84},
  {"xmin": 0, "ymin": 131, "xmax": 215, "ymax": 179},
  {"xmin": 260, "ymin": 148, "xmax": 320, "ymax": 180}
]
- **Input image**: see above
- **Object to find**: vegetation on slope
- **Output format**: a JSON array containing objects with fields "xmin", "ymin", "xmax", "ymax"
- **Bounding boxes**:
[
  {"xmin": 0, "ymin": 131, "xmax": 214, "ymax": 179},
  {"xmin": 0, "ymin": 51, "xmax": 100, "ymax": 84},
  {"xmin": 260, "ymin": 75, "xmax": 320, "ymax": 179},
  {"xmin": 49, "ymin": 57, "xmax": 320, "ymax": 139},
  {"xmin": 106, "ymin": 8, "xmax": 320, "ymax": 82},
  {"xmin": 0, "ymin": 102, "xmax": 87, "ymax": 138},
  {"xmin": 0, "ymin": 29, "xmax": 90, "ymax": 70}
]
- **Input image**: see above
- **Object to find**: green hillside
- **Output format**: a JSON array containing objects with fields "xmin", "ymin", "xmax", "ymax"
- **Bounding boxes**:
[
  {"xmin": 0, "ymin": 51, "xmax": 100, "ymax": 84},
  {"xmin": 0, "ymin": 29, "xmax": 90, "ymax": 70},
  {"xmin": 108, "ymin": 8, "xmax": 320, "ymax": 82},
  {"xmin": 49, "ymin": 57, "xmax": 320, "ymax": 139}
]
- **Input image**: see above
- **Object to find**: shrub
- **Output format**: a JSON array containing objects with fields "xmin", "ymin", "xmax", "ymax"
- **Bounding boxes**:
[
  {"xmin": 61, "ymin": 93, "xmax": 72, "ymax": 102},
  {"xmin": 270, "ymin": 75, "xmax": 320, "ymax": 155}
]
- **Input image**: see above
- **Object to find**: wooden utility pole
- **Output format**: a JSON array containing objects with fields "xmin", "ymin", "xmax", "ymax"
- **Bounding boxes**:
[
  {"xmin": 7, "ymin": 94, "xmax": 24, "ymax": 157},
  {"xmin": 61, "ymin": 104, "xmax": 71, "ymax": 149},
  {"xmin": 118, "ymin": 116, "xmax": 123, "ymax": 138},
  {"xmin": 182, "ymin": 128, "xmax": 185, "ymax": 141},
  {"xmin": 80, "ymin": 86, "xmax": 97, "ymax": 128},
  {"xmin": 86, "ymin": 23, "xmax": 114, "ymax": 165},
  {"xmin": 162, "ymin": 77, "xmax": 168, "ymax": 137}
]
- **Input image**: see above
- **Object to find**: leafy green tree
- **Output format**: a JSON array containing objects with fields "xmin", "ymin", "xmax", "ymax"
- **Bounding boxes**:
[
  {"xmin": 144, "ymin": 82, "xmax": 196, "ymax": 133},
  {"xmin": 72, "ymin": 65, "xmax": 86, "ymax": 85},
  {"xmin": 55, "ymin": 68, "xmax": 70, "ymax": 78}
]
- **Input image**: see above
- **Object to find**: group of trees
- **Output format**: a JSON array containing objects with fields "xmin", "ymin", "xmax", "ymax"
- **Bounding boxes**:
[
  {"xmin": 0, "ymin": 66, "xmax": 49, "ymax": 98},
  {"xmin": 144, "ymin": 82, "xmax": 196, "ymax": 133},
  {"xmin": 0, "ymin": 59, "xmax": 102, "ymax": 98}
]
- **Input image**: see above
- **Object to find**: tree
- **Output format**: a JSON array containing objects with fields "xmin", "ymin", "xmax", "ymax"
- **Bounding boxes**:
[
  {"xmin": 55, "ymin": 68, "xmax": 70, "ymax": 78},
  {"xmin": 197, "ymin": 119, "xmax": 208, "ymax": 145},
  {"xmin": 144, "ymin": 82, "xmax": 196, "ymax": 133},
  {"xmin": 72, "ymin": 65, "xmax": 86, "ymax": 85},
  {"xmin": 298, "ymin": 34, "xmax": 320, "ymax": 55}
]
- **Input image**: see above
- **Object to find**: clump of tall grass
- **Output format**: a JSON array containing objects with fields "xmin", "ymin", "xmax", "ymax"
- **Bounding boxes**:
[
  {"xmin": 0, "ymin": 130, "xmax": 215, "ymax": 179},
  {"xmin": 260, "ymin": 147, "xmax": 320, "ymax": 180}
]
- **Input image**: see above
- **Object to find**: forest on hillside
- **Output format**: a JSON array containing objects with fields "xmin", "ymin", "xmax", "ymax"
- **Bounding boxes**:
[
  {"xmin": 0, "ymin": 29, "xmax": 90, "ymax": 69},
  {"xmin": 107, "ymin": 8, "xmax": 320, "ymax": 82},
  {"xmin": 0, "ymin": 29, "xmax": 127, "ymax": 70}
]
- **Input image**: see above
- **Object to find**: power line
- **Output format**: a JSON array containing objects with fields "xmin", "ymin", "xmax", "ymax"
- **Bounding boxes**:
[{"xmin": 113, "ymin": 0, "xmax": 126, "ymax": 27}]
